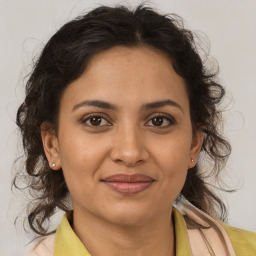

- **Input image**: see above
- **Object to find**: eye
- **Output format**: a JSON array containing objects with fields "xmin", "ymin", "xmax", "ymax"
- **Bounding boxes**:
[
  {"xmin": 81, "ymin": 114, "xmax": 111, "ymax": 127},
  {"xmin": 146, "ymin": 114, "xmax": 175, "ymax": 128}
]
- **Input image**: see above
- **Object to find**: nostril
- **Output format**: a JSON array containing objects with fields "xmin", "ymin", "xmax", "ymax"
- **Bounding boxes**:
[{"xmin": 114, "ymin": 158, "xmax": 144, "ymax": 167}]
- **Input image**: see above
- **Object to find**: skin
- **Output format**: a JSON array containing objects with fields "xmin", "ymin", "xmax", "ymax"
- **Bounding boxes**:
[{"xmin": 42, "ymin": 45, "xmax": 203, "ymax": 256}]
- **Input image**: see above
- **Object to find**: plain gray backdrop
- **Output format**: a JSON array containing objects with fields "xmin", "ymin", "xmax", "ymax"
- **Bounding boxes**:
[{"xmin": 1, "ymin": 0, "xmax": 256, "ymax": 255}]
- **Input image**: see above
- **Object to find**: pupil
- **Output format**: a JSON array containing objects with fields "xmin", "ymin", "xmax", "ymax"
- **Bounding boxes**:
[
  {"xmin": 91, "ymin": 117, "xmax": 101, "ymax": 126},
  {"xmin": 153, "ymin": 117, "xmax": 163, "ymax": 126}
]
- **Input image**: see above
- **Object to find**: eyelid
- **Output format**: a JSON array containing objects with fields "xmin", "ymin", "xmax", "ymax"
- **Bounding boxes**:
[
  {"xmin": 80, "ymin": 112, "xmax": 112, "ymax": 126},
  {"xmin": 145, "ymin": 113, "xmax": 176, "ymax": 127}
]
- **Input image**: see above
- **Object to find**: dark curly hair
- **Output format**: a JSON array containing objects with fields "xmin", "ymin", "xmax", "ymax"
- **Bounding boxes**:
[{"xmin": 14, "ymin": 4, "xmax": 231, "ymax": 236}]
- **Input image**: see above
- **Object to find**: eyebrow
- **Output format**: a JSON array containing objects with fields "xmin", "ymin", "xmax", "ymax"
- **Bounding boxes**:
[{"xmin": 72, "ymin": 99, "xmax": 184, "ymax": 113}]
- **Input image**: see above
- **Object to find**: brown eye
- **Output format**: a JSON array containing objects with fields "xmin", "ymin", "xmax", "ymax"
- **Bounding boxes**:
[
  {"xmin": 81, "ymin": 114, "xmax": 110, "ymax": 127},
  {"xmin": 146, "ymin": 115, "xmax": 175, "ymax": 128},
  {"xmin": 89, "ymin": 117, "xmax": 102, "ymax": 126},
  {"xmin": 152, "ymin": 116, "xmax": 164, "ymax": 126}
]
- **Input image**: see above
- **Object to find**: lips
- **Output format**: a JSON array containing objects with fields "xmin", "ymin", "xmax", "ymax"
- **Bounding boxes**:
[{"xmin": 101, "ymin": 174, "xmax": 155, "ymax": 195}]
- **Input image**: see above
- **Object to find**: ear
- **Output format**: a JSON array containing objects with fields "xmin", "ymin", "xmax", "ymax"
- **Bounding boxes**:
[
  {"xmin": 41, "ymin": 122, "xmax": 61, "ymax": 170},
  {"xmin": 188, "ymin": 130, "xmax": 204, "ymax": 169}
]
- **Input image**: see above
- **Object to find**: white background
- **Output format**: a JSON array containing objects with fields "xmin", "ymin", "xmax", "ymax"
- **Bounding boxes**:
[{"xmin": 0, "ymin": 0, "xmax": 256, "ymax": 255}]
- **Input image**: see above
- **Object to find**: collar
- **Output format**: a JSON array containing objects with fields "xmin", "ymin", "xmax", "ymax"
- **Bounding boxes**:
[
  {"xmin": 54, "ymin": 212, "xmax": 91, "ymax": 256},
  {"xmin": 54, "ymin": 208, "xmax": 192, "ymax": 256}
]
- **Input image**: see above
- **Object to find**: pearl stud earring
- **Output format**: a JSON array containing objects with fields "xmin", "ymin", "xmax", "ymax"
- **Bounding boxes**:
[
  {"xmin": 51, "ymin": 163, "xmax": 56, "ymax": 168},
  {"xmin": 191, "ymin": 159, "xmax": 195, "ymax": 164}
]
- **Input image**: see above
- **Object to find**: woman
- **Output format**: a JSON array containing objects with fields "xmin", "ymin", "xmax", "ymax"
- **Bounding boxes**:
[{"xmin": 15, "ymin": 4, "xmax": 256, "ymax": 256}]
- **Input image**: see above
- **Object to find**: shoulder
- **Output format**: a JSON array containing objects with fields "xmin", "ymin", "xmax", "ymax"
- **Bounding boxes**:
[
  {"xmin": 27, "ymin": 234, "xmax": 55, "ymax": 256},
  {"xmin": 175, "ymin": 199, "xmax": 256, "ymax": 255},
  {"xmin": 222, "ymin": 224, "xmax": 256, "ymax": 255}
]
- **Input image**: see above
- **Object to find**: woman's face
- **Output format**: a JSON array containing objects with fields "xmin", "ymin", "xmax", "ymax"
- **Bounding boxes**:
[{"xmin": 42, "ymin": 46, "xmax": 203, "ymax": 225}]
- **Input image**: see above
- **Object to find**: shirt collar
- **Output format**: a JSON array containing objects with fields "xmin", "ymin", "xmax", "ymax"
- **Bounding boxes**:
[
  {"xmin": 54, "ymin": 212, "xmax": 91, "ymax": 256},
  {"xmin": 54, "ymin": 208, "xmax": 192, "ymax": 256},
  {"xmin": 172, "ymin": 207, "xmax": 193, "ymax": 256}
]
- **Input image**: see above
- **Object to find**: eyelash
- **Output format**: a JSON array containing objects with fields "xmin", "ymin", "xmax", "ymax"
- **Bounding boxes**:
[
  {"xmin": 146, "ymin": 114, "xmax": 176, "ymax": 128},
  {"xmin": 80, "ymin": 113, "xmax": 176, "ymax": 128}
]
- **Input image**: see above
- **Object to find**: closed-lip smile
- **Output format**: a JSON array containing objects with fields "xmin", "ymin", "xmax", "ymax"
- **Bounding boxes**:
[{"xmin": 101, "ymin": 174, "xmax": 155, "ymax": 195}]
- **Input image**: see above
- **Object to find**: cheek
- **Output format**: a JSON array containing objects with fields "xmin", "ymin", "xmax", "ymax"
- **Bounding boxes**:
[
  {"xmin": 154, "ymin": 137, "xmax": 191, "ymax": 199},
  {"xmin": 158, "ymin": 159, "xmax": 188, "ymax": 204},
  {"xmin": 58, "ymin": 135, "xmax": 108, "ymax": 193},
  {"xmin": 155, "ymin": 135, "xmax": 192, "ymax": 172},
  {"xmin": 160, "ymin": 155, "xmax": 188, "ymax": 193},
  {"xmin": 59, "ymin": 125, "xmax": 107, "ymax": 168}
]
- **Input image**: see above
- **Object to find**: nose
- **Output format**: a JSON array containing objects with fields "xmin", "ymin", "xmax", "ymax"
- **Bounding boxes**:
[{"xmin": 109, "ymin": 125, "xmax": 150, "ymax": 167}]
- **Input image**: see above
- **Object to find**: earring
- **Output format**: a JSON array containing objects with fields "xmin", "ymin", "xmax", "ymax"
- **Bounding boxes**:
[
  {"xmin": 191, "ymin": 159, "xmax": 195, "ymax": 164},
  {"xmin": 51, "ymin": 163, "xmax": 56, "ymax": 168}
]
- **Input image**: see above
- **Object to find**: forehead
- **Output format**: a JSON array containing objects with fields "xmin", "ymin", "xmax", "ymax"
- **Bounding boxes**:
[{"xmin": 60, "ymin": 45, "xmax": 189, "ymax": 112}]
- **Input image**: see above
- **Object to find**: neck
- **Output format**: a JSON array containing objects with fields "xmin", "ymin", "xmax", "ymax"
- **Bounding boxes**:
[{"xmin": 73, "ymin": 207, "xmax": 175, "ymax": 256}]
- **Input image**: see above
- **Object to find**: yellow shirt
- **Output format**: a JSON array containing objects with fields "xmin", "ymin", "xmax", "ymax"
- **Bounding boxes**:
[
  {"xmin": 223, "ymin": 223, "xmax": 256, "ymax": 255},
  {"xmin": 54, "ymin": 208, "xmax": 256, "ymax": 256}
]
